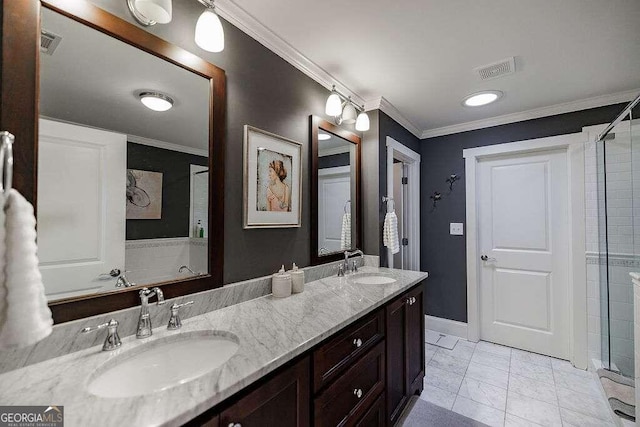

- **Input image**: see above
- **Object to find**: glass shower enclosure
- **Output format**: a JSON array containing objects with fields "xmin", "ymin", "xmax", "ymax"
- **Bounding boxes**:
[{"xmin": 593, "ymin": 94, "xmax": 640, "ymax": 377}]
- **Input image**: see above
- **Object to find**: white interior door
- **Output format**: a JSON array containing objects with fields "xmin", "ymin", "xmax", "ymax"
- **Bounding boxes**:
[
  {"xmin": 318, "ymin": 166, "xmax": 350, "ymax": 253},
  {"xmin": 38, "ymin": 119, "xmax": 126, "ymax": 299},
  {"xmin": 478, "ymin": 149, "xmax": 570, "ymax": 359}
]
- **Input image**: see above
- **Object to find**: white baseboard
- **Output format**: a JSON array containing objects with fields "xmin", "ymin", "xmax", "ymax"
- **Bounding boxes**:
[{"xmin": 425, "ymin": 315, "xmax": 468, "ymax": 340}]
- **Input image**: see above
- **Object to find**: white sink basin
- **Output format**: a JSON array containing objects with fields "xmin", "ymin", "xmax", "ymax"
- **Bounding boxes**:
[
  {"xmin": 348, "ymin": 274, "xmax": 397, "ymax": 285},
  {"xmin": 87, "ymin": 331, "xmax": 239, "ymax": 398}
]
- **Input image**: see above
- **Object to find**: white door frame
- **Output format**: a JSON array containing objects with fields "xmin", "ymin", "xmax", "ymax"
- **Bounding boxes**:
[
  {"xmin": 386, "ymin": 137, "xmax": 421, "ymax": 270},
  {"xmin": 463, "ymin": 132, "xmax": 587, "ymax": 368}
]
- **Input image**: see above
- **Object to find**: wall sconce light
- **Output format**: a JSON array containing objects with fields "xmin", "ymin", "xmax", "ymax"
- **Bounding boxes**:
[
  {"xmin": 127, "ymin": 0, "xmax": 224, "ymax": 52},
  {"xmin": 325, "ymin": 85, "xmax": 370, "ymax": 131}
]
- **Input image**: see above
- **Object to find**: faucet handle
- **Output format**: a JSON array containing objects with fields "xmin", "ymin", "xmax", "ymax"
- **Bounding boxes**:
[
  {"xmin": 81, "ymin": 319, "xmax": 122, "ymax": 351},
  {"xmin": 337, "ymin": 264, "xmax": 345, "ymax": 277},
  {"xmin": 351, "ymin": 260, "xmax": 358, "ymax": 273},
  {"xmin": 152, "ymin": 287, "xmax": 165, "ymax": 305},
  {"xmin": 167, "ymin": 301, "xmax": 194, "ymax": 330}
]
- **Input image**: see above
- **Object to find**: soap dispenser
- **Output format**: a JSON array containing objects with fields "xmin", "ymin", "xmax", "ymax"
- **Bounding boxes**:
[
  {"xmin": 288, "ymin": 263, "xmax": 305, "ymax": 293},
  {"xmin": 271, "ymin": 265, "xmax": 292, "ymax": 298}
]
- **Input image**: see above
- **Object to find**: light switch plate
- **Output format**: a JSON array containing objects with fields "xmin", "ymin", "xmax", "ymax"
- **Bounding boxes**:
[{"xmin": 450, "ymin": 223, "xmax": 464, "ymax": 236}]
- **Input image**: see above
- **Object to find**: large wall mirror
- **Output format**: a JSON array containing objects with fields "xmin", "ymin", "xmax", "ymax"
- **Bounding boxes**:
[
  {"xmin": 1, "ymin": 0, "xmax": 225, "ymax": 322},
  {"xmin": 310, "ymin": 116, "xmax": 361, "ymax": 265}
]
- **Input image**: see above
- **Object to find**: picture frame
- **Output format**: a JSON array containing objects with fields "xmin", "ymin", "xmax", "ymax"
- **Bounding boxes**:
[{"xmin": 243, "ymin": 125, "xmax": 302, "ymax": 228}]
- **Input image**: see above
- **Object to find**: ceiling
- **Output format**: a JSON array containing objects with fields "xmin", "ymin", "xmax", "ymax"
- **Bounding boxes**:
[
  {"xmin": 227, "ymin": 0, "xmax": 640, "ymax": 137},
  {"xmin": 40, "ymin": 8, "xmax": 209, "ymax": 152}
]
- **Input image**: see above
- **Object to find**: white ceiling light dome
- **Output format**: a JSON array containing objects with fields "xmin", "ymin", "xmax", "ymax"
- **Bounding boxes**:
[
  {"xmin": 318, "ymin": 132, "xmax": 331, "ymax": 140},
  {"xmin": 462, "ymin": 90, "xmax": 503, "ymax": 107},
  {"xmin": 325, "ymin": 86, "xmax": 342, "ymax": 117},
  {"xmin": 139, "ymin": 91, "xmax": 174, "ymax": 112}
]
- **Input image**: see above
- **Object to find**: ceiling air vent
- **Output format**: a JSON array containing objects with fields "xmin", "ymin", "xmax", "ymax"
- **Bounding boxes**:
[
  {"xmin": 474, "ymin": 57, "xmax": 516, "ymax": 81},
  {"xmin": 40, "ymin": 30, "xmax": 62, "ymax": 56}
]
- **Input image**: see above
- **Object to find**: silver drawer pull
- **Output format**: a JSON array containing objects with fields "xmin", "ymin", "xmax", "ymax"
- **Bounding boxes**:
[
  {"xmin": 353, "ymin": 338, "xmax": 362, "ymax": 348},
  {"xmin": 228, "ymin": 423, "xmax": 241, "ymax": 427},
  {"xmin": 353, "ymin": 388, "xmax": 363, "ymax": 399}
]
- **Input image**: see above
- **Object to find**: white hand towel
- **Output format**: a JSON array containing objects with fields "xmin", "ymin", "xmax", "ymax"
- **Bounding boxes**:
[
  {"xmin": 383, "ymin": 212, "xmax": 400, "ymax": 255},
  {"xmin": 340, "ymin": 213, "xmax": 351, "ymax": 250},
  {"xmin": 0, "ymin": 190, "xmax": 53, "ymax": 350}
]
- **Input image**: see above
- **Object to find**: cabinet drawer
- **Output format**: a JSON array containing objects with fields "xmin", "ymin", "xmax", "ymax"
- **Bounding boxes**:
[
  {"xmin": 314, "ymin": 341, "xmax": 385, "ymax": 427},
  {"xmin": 313, "ymin": 309, "xmax": 384, "ymax": 392},
  {"xmin": 355, "ymin": 394, "xmax": 385, "ymax": 427}
]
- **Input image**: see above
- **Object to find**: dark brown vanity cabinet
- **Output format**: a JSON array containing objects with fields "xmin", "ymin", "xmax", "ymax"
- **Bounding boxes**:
[
  {"xmin": 187, "ymin": 282, "xmax": 425, "ymax": 427},
  {"xmin": 386, "ymin": 286, "xmax": 425, "ymax": 425}
]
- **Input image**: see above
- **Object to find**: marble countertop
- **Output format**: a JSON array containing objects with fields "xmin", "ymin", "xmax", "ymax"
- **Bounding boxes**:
[{"xmin": 0, "ymin": 266, "xmax": 428, "ymax": 427}]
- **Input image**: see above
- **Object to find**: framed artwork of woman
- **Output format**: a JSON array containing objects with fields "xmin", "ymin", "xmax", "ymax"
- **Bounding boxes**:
[{"xmin": 243, "ymin": 125, "xmax": 302, "ymax": 228}]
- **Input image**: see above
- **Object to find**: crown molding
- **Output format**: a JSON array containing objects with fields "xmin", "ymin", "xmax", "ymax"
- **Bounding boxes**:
[
  {"xmin": 128, "ymin": 134, "xmax": 209, "ymax": 157},
  {"xmin": 365, "ymin": 97, "xmax": 422, "ymax": 138},
  {"xmin": 216, "ymin": 0, "xmax": 365, "ymax": 106},
  {"xmin": 421, "ymin": 88, "xmax": 640, "ymax": 139}
]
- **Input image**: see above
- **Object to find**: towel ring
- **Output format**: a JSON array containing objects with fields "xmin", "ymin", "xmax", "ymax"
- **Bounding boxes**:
[
  {"xmin": 343, "ymin": 200, "xmax": 351, "ymax": 214},
  {"xmin": 0, "ymin": 131, "xmax": 14, "ymax": 195},
  {"xmin": 382, "ymin": 196, "xmax": 395, "ymax": 212}
]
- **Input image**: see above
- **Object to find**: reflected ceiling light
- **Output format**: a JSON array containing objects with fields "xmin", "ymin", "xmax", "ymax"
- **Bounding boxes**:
[
  {"xmin": 139, "ymin": 91, "xmax": 174, "ymax": 112},
  {"xmin": 462, "ymin": 90, "xmax": 503, "ymax": 107},
  {"xmin": 195, "ymin": 0, "xmax": 225, "ymax": 53},
  {"xmin": 127, "ymin": 0, "xmax": 172, "ymax": 25},
  {"xmin": 318, "ymin": 133, "xmax": 331, "ymax": 141},
  {"xmin": 355, "ymin": 106, "xmax": 370, "ymax": 132},
  {"xmin": 324, "ymin": 86, "xmax": 370, "ymax": 132},
  {"xmin": 126, "ymin": 0, "xmax": 225, "ymax": 53}
]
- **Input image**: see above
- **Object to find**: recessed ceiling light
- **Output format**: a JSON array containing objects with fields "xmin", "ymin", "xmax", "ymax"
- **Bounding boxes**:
[
  {"xmin": 318, "ymin": 133, "xmax": 331, "ymax": 141},
  {"xmin": 462, "ymin": 90, "xmax": 503, "ymax": 107},
  {"xmin": 139, "ymin": 91, "xmax": 174, "ymax": 112}
]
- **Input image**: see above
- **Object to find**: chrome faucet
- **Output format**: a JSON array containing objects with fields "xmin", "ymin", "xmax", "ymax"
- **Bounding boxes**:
[
  {"xmin": 178, "ymin": 265, "xmax": 200, "ymax": 275},
  {"xmin": 81, "ymin": 319, "xmax": 122, "ymax": 351},
  {"xmin": 115, "ymin": 271, "xmax": 135, "ymax": 288},
  {"xmin": 343, "ymin": 250, "xmax": 364, "ymax": 273},
  {"xmin": 136, "ymin": 287, "xmax": 165, "ymax": 339}
]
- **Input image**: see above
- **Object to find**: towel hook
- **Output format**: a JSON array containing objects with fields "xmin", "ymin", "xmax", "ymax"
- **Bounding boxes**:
[
  {"xmin": 0, "ymin": 131, "xmax": 14, "ymax": 195},
  {"xmin": 382, "ymin": 196, "xmax": 395, "ymax": 212}
]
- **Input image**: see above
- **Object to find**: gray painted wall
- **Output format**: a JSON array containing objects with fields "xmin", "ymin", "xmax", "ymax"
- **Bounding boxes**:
[
  {"xmin": 86, "ymin": 0, "xmax": 362, "ymax": 283},
  {"xmin": 419, "ymin": 103, "xmax": 631, "ymax": 322}
]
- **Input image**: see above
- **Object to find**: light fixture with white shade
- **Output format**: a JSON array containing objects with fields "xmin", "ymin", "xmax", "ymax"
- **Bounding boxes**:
[
  {"xmin": 325, "ymin": 86, "xmax": 342, "ymax": 117},
  {"xmin": 139, "ymin": 91, "xmax": 174, "ymax": 112},
  {"xmin": 462, "ymin": 90, "xmax": 503, "ymax": 107},
  {"xmin": 318, "ymin": 132, "xmax": 331, "ymax": 141},
  {"xmin": 127, "ymin": 0, "xmax": 225, "ymax": 53},
  {"xmin": 355, "ymin": 107, "xmax": 370, "ymax": 132},
  {"xmin": 324, "ymin": 86, "xmax": 370, "ymax": 132},
  {"xmin": 126, "ymin": 0, "xmax": 172, "ymax": 26},
  {"xmin": 195, "ymin": 0, "xmax": 225, "ymax": 52}
]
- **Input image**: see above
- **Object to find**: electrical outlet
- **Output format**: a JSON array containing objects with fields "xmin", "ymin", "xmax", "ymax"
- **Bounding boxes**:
[{"xmin": 450, "ymin": 223, "xmax": 464, "ymax": 236}]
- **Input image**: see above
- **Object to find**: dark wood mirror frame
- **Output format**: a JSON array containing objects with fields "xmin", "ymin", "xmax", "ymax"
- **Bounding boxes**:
[
  {"xmin": 309, "ymin": 115, "xmax": 362, "ymax": 266},
  {"xmin": 0, "ymin": 0, "xmax": 225, "ymax": 323}
]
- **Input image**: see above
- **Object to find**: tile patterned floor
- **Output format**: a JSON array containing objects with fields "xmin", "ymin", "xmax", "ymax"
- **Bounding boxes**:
[{"xmin": 420, "ymin": 332, "xmax": 620, "ymax": 427}]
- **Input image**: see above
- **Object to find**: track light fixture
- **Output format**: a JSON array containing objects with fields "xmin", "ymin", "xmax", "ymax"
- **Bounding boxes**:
[
  {"xmin": 324, "ymin": 85, "xmax": 370, "ymax": 131},
  {"xmin": 126, "ymin": 0, "xmax": 224, "ymax": 52}
]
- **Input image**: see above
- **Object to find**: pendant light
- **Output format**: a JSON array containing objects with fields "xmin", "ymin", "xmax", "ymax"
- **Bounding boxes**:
[
  {"xmin": 127, "ymin": 0, "xmax": 172, "ymax": 25},
  {"xmin": 355, "ymin": 106, "xmax": 370, "ymax": 132},
  {"xmin": 195, "ymin": 0, "xmax": 225, "ymax": 53},
  {"xmin": 325, "ymin": 85, "xmax": 342, "ymax": 117}
]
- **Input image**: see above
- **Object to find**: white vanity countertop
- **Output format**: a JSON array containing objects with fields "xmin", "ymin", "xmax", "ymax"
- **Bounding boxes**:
[{"xmin": 0, "ymin": 266, "xmax": 428, "ymax": 427}]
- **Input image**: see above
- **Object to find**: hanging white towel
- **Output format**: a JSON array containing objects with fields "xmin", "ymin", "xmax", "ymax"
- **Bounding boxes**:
[
  {"xmin": 340, "ymin": 213, "xmax": 351, "ymax": 250},
  {"xmin": 0, "ymin": 190, "xmax": 52, "ymax": 350},
  {"xmin": 383, "ymin": 211, "xmax": 400, "ymax": 255}
]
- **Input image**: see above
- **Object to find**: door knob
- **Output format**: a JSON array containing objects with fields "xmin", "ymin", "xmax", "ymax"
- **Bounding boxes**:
[{"xmin": 481, "ymin": 255, "xmax": 496, "ymax": 262}]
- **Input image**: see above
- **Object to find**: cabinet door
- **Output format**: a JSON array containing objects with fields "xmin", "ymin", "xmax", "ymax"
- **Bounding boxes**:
[
  {"xmin": 405, "ymin": 284, "xmax": 425, "ymax": 396},
  {"xmin": 385, "ymin": 295, "xmax": 408, "ymax": 425},
  {"xmin": 220, "ymin": 356, "xmax": 310, "ymax": 427}
]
